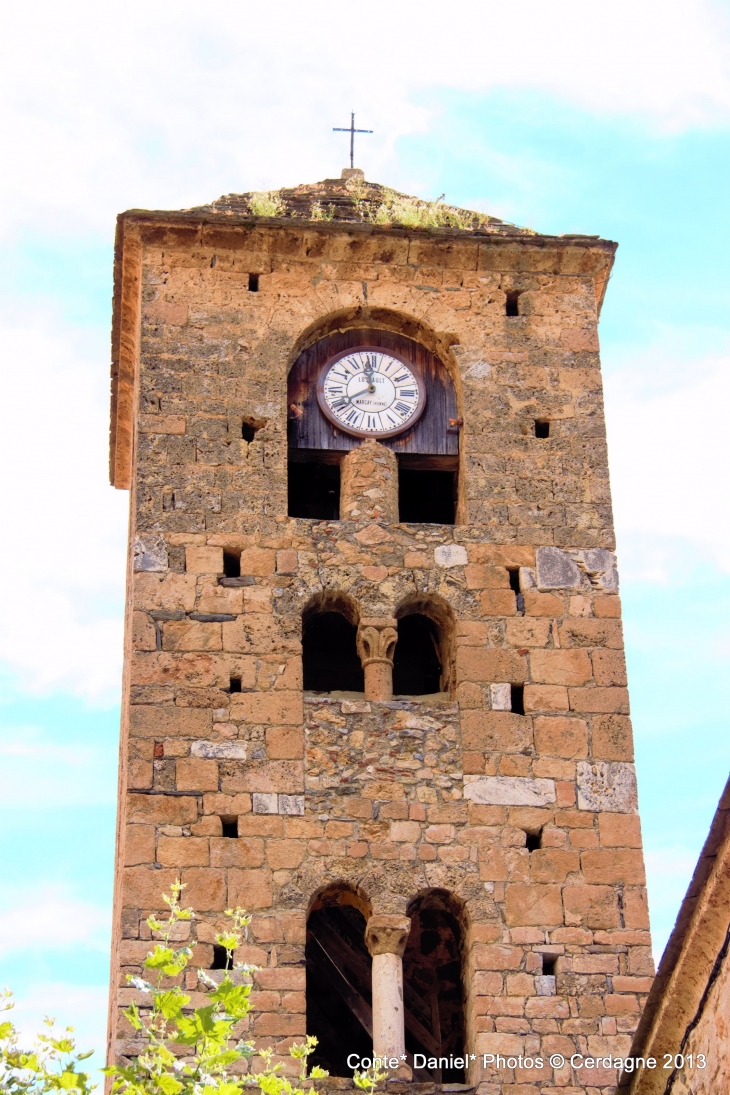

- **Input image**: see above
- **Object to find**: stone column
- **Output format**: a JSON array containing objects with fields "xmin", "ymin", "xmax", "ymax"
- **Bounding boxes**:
[
  {"xmin": 357, "ymin": 618, "xmax": 398, "ymax": 701},
  {"xmin": 365, "ymin": 915, "xmax": 411, "ymax": 1072},
  {"xmin": 339, "ymin": 439, "xmax": 398, "ymax": 523}
]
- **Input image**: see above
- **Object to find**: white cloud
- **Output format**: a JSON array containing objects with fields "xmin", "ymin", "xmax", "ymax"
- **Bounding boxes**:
[
  {"xmin": 603, "ymin": 344, "xmax": 730, "ymax": 572},
  {"xmin": 644, "ymin": 846, "xmax": 700, "ymax": 962},
  {"xmin": 0, "ymin": 0, "xmax": 729, "ymax": 234},
  {"xmin": 0, "ymin": 887, "xmax": 110, "ymax": 957},
  {"xmin": 0, "ymin": 313, "xmax": 127, "ymax": 700},
  {"xmin": 0, "ymin": 723, "xmax": 116, "ymax": 805}
]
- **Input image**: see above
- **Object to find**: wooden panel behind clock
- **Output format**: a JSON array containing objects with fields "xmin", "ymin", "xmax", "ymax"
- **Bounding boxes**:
[{"xmin": 288, "ymin": 329, "xmax": 459, "ymax": 456}]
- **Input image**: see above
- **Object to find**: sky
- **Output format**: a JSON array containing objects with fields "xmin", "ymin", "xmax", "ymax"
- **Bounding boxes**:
[{"xmin": 1, "ymin": 0, "xmax": 729, "ymax": 1074}]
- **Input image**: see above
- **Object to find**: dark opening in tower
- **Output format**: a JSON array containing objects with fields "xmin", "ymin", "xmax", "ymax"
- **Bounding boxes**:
[
  {"xmin": 403, "ymin": 891, "xmax": 466, "ymax": 1083},
  {"xmin": 393, "ymin": 614, "xmax": 443, "ymax": 696},
  {"xmin": 288, "ymin": 452, "xmax": 341, "ymax": 520},
  {"xmin": 397, "ymin": 455, "xmax": 457, "ymax": 525},
  {"xmin": 302, "ymin": 606, "xmax": 364, "ymax": 693},
  {"xmin": 306, "ymin": 894, "xmax": 373, "ymax": 1077}
]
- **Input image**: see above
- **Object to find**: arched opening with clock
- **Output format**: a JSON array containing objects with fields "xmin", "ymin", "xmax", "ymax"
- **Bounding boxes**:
[
  {"xmin": 302, "ymin": 592, "xmax": 364, "ymax": 694},
  {"xmin": 287, "ymin": 317, "xmax": 460, "ymax": 524}
]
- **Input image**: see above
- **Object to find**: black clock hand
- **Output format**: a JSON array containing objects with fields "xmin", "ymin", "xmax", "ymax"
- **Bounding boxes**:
[{"xmin": 341, "ymin": 383, "xmax": 376, "ymax": 405}]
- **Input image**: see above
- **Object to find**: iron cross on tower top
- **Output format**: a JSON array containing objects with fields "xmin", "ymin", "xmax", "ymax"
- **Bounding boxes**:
[{"xmin": 333, "ymin": 112, "xmax": 373, "ymax": 169}]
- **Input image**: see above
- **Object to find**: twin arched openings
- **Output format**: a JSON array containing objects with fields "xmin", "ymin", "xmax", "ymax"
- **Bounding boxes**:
[
  {"xmin": 302, "ymin": 594, "xmax": 453, "ymax": 698},
  {"xmin": 306, "ymin": 885, "xmax": 466, "ymax": 1081}
]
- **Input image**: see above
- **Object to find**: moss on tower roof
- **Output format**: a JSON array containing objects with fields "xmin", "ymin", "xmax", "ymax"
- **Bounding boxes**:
[{"xmin": 185, "ymin": 172, "xmax": 539, "ymax": 237}]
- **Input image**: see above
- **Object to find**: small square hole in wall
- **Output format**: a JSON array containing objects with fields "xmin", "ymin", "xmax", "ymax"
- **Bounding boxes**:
[
  {"xmin": 223, "ymin": 551, "xmax": 241, "ymax": 578},
  {"xmin": 221, "ymin": 815, "xmax": 238, "ymax": 838},
  {"xmin": 535, "ymin": 420, "xmax": 550, "ymax": 439},
  {"xmin": 507, "ymin": 568, "xmax": 520, "ymax": 594},
  {"xmin": 541, "ymin": 954, "xmax": 558, "ymax": 976},
  {"xmin": 525, "ymin": 829, "xmax": 542, "ymax": 852},
  {"xmin": 229, "ymin": 676, "xmax": 242, "ymax": 693},
  {"xmin": 242, "ymin": 415, "xmax": 267, "ymax": 443},
  {"xmin": 505, "ymin": 290, "xmax": 520, "ymax": 316},
  {"xmin": 511, "ymin": 683, "xmax": 525, "ymax": 715},
  {"xmin": 248, "ymin": 273, "xmax": 259, "ymax": 292},
  {"xmin": 211, "ymin": 943, "xmax": 228, "ymax": 969}
]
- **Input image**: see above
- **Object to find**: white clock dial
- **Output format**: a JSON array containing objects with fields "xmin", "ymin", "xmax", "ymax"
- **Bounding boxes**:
[{"xmin": 316, "ymin": 348, "xmax": 426, "ymax": 438}]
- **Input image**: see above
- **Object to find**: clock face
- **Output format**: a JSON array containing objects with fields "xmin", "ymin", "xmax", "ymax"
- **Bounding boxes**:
[{"xmin": 316, "ymin": 347, "xmax": 426, "ymax": 439}]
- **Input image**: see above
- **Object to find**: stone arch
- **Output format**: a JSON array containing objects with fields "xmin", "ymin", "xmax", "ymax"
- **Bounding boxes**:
[
  {"xmin": 402, "ymin": 889, "xmax": 468, "ymax": 1083},
  {"xmin": 394, "ymin": 593, "xmax": 456, "ymax": 696},
  {"xmin": 289, "ymin": 306, "xmax": 461, "ymax": 384},
  {"xmin": 301, "ymin": 591, "xmax": 363, "ymax": 693},
  {"xmin": 306, "ymin": 882, "xmax": 373, "ymax": 1077}
]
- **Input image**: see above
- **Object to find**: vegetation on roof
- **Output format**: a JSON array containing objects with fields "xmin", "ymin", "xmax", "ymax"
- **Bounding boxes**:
[{"xmin": 243, "ymin": 182, "xmax": 493, "ymax": 231}]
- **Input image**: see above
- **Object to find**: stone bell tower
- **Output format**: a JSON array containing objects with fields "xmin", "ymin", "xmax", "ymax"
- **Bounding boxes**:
[{"xmin": 108, "ymin": 170, "xmax": 653, "ymax": 1094}]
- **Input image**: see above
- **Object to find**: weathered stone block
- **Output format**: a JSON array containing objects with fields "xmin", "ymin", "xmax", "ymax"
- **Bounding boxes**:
[
  {"xmin": 434, "ymin": 544, "xmax": 468, "ymax": 567},
  {"xmin": 185, "ymin": 546, "xmax": 224, "ymax": 574},
  {"xmin": 210, "ymin": 836, "xmax": 265, "ymax": 868},
  {"xmin": 592, "ymin": 714, "xmax": 634, "ymax": 761},
  {"xmin": 563, "ymin": 884, "xmax": 621, "ymax": 929},
  {"xmin": 157, "ymin": 836, "xmax": 210, "ymax": 867},
  {"xmin": 239, "ymin": 547, "xmax": 276, "ymax": 576},
  {"xmin": 457, "ymin": 647, "xmax": 526, "ymax": 684},
  {"xmin": 464, "ymin": 776, "xmax": 556, "ymax": 807},
  {"xmin": 232, "ymin": 692, "xmax": 302, "ymax": 724},
  {"xmin": 533, "ymin": 716, "xmax": 588, "ymax": 759},
  {"xmin": 134, "ymin": 535, "xmax": 168, "ymax": 572},
  {"xmin": 536, "ymin": 547, "xmax": 582, "ymax": 589},
  {"xmin": 162, "ymin": 620, "xmax": 222, "ymax": 652},
  {"xmin": 530, "ymin": 649, "xmax": 592, "ymax": 686},
  {"xmin": 524, "ymin": 685, "xmax": 569, "ymax": 713},
  {"xmin": 127, "ymin": 793, "xmax": 198, "ymax": 826},
  {"xmin": 228, "ymin": 868, "xmax": 273, "ymax": 909},
  {"xmin": 176, "ymin": 758, "xmax": 219, "ymax": 791},
  {"xmin": 278, "ymin": 794, "xmax": 305, "ymax": 815},
  {"xmin": 191, "ymin": 740, "xmax": 247, "ymax": 759},
  {"xmin": 577, "ymin": 761, "xmax": 637, "ymax": 813},
  {"xmin": 252, "ymin": 793, "xmax": 278, "ymax": 814},
  {"xmin": 581, "ymin": 848, "xmax": 646, "ymax": 884},
  {"xmin": 505, "ymin": 883, "xmax": 563, "ymax": 926},
  {"xmin": 598, "ymin": 812, "xmax": 642, "ymax": 848},
  {"xmin": 461, "ymin": 710, "xmax": 533, "ymax": 753}
]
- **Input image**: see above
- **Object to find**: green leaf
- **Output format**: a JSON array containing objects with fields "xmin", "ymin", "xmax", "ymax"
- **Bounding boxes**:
[
  {"xmin": 59, "ymin": 1071, "xmax": 83, "ymax": 1089},
  {"xmin": 156, "ymin": 990, "xmax": 189, "ymax": 1019},
  {"xmin": 156, "ymin": 1075, "xmax": 183, "ymax": 1094},
  {"xmin": 124, "ymin": 1003, "xmax": 143, "ymax": 1030},
  {"xmin": 209, "ymin": 977, "xmax": 251, "ymax": 1019},
  {"xmin": 145, "ymin": 946, "xmax": 176, "ymax": 969},
  {"xmin": 215, "ymin": 932, "xmax": 239, "ymax": 951}
]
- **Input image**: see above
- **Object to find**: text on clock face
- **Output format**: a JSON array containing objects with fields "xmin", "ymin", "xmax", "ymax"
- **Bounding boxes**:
[{"xmin": 322, "ymin": 351, "xmax": 420, "ymax": 433}]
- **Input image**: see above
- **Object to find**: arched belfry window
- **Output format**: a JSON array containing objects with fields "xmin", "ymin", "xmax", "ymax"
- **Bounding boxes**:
[
  {"xmin": 394, "ymin": 596, "xmax": 454, "ymax": 697},
  {"xmin": 302, "ymin": 595, "xmax": 364, "ymax": 693},
  {"xmin": 403, "ymin": 890, "xmax": 466, "ymax": 1083},
  {"xmin": 287, "ymin": 323, "xmax": 459, "ymax": 524},
  {"xmin": 393, "ymin": 615, "xmax": 442, "ymax": 696},
  {"xmin": 306, "ymin": 886, "xmax": 373, "ymax": 1077}
]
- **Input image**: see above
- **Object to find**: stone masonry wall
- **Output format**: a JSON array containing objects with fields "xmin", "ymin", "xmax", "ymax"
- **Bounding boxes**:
[{"xmin": 111, "ymin": 212, "xmax": 651, "ymax": 1095}]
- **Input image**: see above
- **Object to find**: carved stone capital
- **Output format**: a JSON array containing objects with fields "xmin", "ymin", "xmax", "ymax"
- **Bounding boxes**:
[
  {"xmin": 365, "ymin": 915, "xmax": 411, "ymax": 957},
  {"xmin": 357, "ymin": 617, "xmax": 398, "ymax": 667}
]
